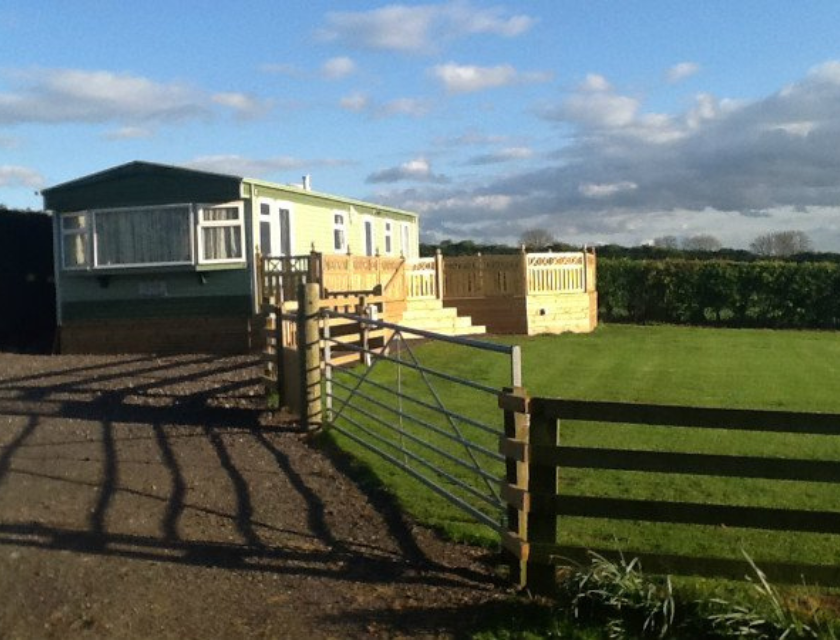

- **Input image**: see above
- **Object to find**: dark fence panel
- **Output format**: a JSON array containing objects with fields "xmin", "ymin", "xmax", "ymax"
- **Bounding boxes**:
[{"xmin": 0, "ymin": 210, "xmax": 55, "ymax": 352}]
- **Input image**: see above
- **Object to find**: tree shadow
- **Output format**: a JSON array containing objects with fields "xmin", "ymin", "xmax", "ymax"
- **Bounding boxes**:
[{"xmin": 0, "ymin": 352, "xmax": 500, "ymax": 599}]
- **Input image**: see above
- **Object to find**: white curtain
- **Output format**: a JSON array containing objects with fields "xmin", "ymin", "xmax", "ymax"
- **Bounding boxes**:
[
  {"xmin": 202, "ymin": 207, "xmax": 242, "ymax": 261},
  {"xmin": 96, "ymin": 206, "xmax": 191, "ymax": 265}
]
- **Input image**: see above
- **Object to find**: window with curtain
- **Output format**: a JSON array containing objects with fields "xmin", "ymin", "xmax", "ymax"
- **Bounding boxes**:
[
  {"xmin": 95, "ymin": 205, "xmax": 192, "ymax": 266},
  {"xmin": 60, "ymin": 213, "xmax": 90, "ymax": 268},
  {"xmin": 198, "ymin": 204, "xmax": 244, "ymax": 263}
]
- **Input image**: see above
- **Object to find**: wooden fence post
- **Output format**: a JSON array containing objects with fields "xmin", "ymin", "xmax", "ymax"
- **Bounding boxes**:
[
  {"xmin": 527, "ymin": 402, "xmax": 559, "ymax": 594},
  {"xmin": 434, "ymin": 248, "xmax": 444, "ymax": 300},
  {"xmin": 297, "ymin": 282, "xmax": 322, "ymax": 431},
  {"xmin": 357, "ymin": 294, "xmax": 370, "ymax": 366},
  {"xmin": 499, "ymin": 387, "xmax": 531, "ymax": 589}
]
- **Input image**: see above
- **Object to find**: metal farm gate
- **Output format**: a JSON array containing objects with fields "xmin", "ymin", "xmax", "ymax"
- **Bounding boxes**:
[{"xmin": 264, "ymin": 283, "xmax": 522, "ymax": 539}]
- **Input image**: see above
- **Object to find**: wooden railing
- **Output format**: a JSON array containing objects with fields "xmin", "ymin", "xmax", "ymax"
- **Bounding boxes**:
[
  {"xmin": 259, "ymin": 249, "xmax": 597, "ymax": 315},
  {"xmin": 526, "ymin": 252, "xmax": 587, "ymax": 294},
  {"xmin": 499, "ymin": 389, "xmax": 840, "ymax": 593},
  {"xmin": 258, "ymin": 253, "xmax": 316, "ymax": 304},
  {"xmin": 406, "ymin": 257, "xmax": 438, "ymax": 299}
]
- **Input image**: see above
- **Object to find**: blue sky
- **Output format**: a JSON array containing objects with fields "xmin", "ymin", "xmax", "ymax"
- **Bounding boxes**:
[{"xmin": 3, "ymin": 1, "xmax": 840, "ymax": 249}]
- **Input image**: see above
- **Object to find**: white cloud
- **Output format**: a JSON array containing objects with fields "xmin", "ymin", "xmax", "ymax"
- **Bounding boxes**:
[
  {"xmin": 579, "ymin": 181, "xmax": 638, "ymax": 198},
  {"xmin": 321, "ymin": 56, "xmax": 357, "ymax": 80},
  {"xmin": 318, "ymin": 1, "xmax": 534, "ymax": 53},
  {"xmin": 432, "ymin": 63, "xmax": 550, "ymax": 94},
  {"xmin": 0, "ymin": 165, "xmax": 44, "ymax": 188},
  {"xmin": 340, "ymin": 92, "xmax": 369, "ymax": 112},
  {"xmin": 211, "ymin": 92, "xmax": 273, "ymax": 118},
  {"xmin": 187, "ymin": 154, "xmax": 350, "ymax": 178},
  {"xmin": 543, "ymin": 74, "xmax": 639, "ymax": 129},
  {"xmin": 666, "ymin": 62, "xmax": 700, "ymax": 83},
  {"xmin": 0, "ymin": 68, "xmax": 270, "ymax": 125},
  {"xmin": 380, "ymin": 60, "xmax": 840, "ymax": 250},
  {"xmin": 103, "ymin": 126, "xmax": 154, "ymax": 140},
  {"xmin": 366, "ymin": 157, "xmax": 449, "ymax": 183}
]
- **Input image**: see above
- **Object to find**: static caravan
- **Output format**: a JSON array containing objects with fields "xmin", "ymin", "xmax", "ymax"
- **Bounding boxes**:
[{"xmin": 42, "ymin": 161, "xmax": 419, "ymax": 354}]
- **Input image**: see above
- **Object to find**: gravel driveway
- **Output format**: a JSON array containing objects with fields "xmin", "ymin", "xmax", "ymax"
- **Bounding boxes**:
[{"xmin": 0, "ymin": 353, "xmax": 509, "ymax": 638}]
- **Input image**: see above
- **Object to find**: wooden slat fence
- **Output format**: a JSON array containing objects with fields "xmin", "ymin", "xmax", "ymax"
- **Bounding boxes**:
[{"xmin": 498, "ymin": 391, "xmax": 840, "ymax": 593}]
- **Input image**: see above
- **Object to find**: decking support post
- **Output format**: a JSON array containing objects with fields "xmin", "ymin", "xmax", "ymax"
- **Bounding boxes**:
[
  {"xmin": 527, "ymin": 402, "xmax": 559, "ymax": 595},
  {"xmin": 298, "ymin": 282, "xmax": 322, "ymax": 431},
  {"xmin": 501, "ymin": 387, "xmax": 531, "ymax": 589},
  {"xmin": 520, "ymin": 245, "xmax": 529, "ymax": 295},
  {"xmin": 434, "ymin": 248, "xmax": 444, "ymax": 300}
]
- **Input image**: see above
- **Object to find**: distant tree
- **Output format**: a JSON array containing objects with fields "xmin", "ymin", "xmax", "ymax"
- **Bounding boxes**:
[
  {"xmin": 653, "ymin": 235, "xmax": 679, "ymax": 249},
  {"xmin": 682, "ymin": 234, "xmax": 722, "ymax": 252},
  {"xmin": 519, "ymin": 228, "xmax": 556, "ymax": 250},
  {"xmin": 750, "ymin": 230, "xmax": 813, "ymax": 257}
]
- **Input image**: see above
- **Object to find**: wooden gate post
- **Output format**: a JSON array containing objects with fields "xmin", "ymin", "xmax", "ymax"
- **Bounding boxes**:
[
  {"xmin": 499, "ymin": 387, "xmax": 531, "ymax": 589},
  {"xmin": 297, "ymin": 282, "xmax": 322, "ymax": 431}
]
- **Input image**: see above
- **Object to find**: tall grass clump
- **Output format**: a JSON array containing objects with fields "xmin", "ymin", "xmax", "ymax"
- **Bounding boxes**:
[{"xmin": 550, "ymin": 551, "xmax": 838, "ymax": 639}]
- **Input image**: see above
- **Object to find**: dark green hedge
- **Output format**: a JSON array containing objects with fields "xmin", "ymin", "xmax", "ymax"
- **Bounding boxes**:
[{"xmin": 598, "ymin": 258, "xmax": 840, "ymax": 329}]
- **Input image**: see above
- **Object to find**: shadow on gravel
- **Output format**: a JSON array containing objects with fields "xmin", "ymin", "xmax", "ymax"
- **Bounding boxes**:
[{"xmin": 0, "ymin": 353, "xmax": 497, "ymax": 593}]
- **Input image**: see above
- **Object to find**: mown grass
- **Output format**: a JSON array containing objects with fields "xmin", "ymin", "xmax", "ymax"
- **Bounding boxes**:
[{"xmin": 325, "ymin": 324, "xmax": 840, "ymax": 577}]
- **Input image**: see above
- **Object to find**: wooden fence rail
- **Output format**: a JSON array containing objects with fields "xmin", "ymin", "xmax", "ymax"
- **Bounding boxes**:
[{"xmin": 499, "ymin": 391, "xmax": 840, "ymax": 594}]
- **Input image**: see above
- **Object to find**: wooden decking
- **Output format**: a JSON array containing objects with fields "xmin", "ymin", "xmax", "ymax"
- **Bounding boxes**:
[{"xmin": 258, "ymin": 248, "xmax": 598, "ymax": 337}]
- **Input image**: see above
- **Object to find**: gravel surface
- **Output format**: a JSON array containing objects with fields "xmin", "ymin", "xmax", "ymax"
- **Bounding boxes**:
[{"xmin": 0, "ymin": 353, "xmax": 512, "ymax": 639}]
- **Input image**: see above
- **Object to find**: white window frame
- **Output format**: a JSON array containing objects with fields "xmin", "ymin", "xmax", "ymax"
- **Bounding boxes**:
[
  {"xmin": 333, "ymin": 210, "xmax": 348, "ymax": 254},
  {"xmin": 258, "ymin": 200, "xmax": 275, "ymax": 257},
  {"xmin": 60, "ymin": 212, "xmax": 91, "ymax": 270},
  {"xmin": 384, "ymin": 220, "xmax": 393, "ymax": 255},
  {"xmin": 197, "ymin": 201, "xmax": 246, "ymax": 265}
]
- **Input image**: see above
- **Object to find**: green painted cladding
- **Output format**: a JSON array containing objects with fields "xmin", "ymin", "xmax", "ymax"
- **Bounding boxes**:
[
  {"xmin": 46, "ymin": 162, "xmax": 421, "ymax": 337},
  {"xmin": 43, "ymin": 162, "xmax": 241, "ymax": 212},
  {"xmin": 63, "ymin": 296, "xmax": 251, "ymax": 321},
  {"xmin": 59, "ymin": 269, "xmax": 252, "ymax": 321}
]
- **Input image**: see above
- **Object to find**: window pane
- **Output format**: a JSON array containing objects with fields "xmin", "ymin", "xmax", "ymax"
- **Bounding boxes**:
[
  {"xmin": 260, "ymin": 220, "xmax": 272, "ymax": 255},
  {"xmin": 63, "ymin": 234, "xmax": 88, "ymax": 267},
  {"xmin": 62, "ymin": 214, "xmax": 87, "ymax": 231},
  {"xmin": 203, "ymin": 207, "xmax": 239, "ymax": 221},
  {"xmin": 96, "ymin": 207, "xmax": 191, "ymax": 265},
  {"xmin": 202, "ymin": 226, "xmax": 243, "ymax": 260}
]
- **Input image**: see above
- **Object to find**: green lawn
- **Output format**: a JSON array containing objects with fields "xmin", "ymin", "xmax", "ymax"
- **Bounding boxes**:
[{"xmin": 325, "ymin": 324, "xmax": 840, "ymax": 576}]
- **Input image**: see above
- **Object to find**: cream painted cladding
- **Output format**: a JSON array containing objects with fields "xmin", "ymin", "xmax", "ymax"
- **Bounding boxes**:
[{"xmin": 245, "ymin": 180, "xmax": 418, "ymax": 259}]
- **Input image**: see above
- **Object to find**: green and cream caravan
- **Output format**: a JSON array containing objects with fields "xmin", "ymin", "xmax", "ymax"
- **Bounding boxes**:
[{"xmin": 43, "ymin": 161, "xmax": 419, "ymax": 353}]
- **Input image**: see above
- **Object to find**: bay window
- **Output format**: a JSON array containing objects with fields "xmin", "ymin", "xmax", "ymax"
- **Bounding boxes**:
[
  {"xmin": 59, "ymin": 201, "xmax": 245, "ymax": 270},
  {"xmin": 95, "ymin": 205, "xmax": 192, "ymax": 267}
]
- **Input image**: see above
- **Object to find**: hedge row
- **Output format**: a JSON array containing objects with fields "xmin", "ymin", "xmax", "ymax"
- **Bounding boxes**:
[{"xmin": 597, "ymin": 258, "xmax": 840, "ymax": 329}]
